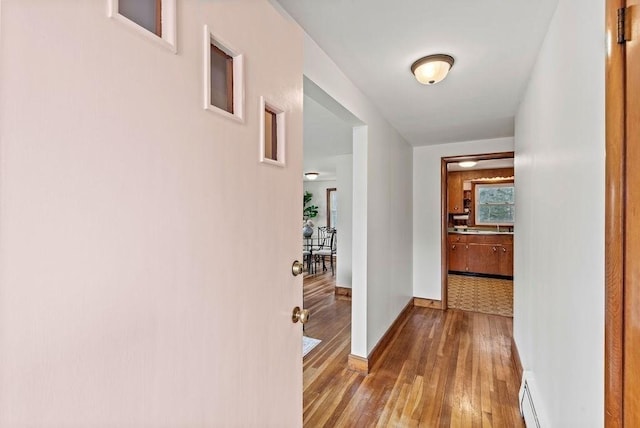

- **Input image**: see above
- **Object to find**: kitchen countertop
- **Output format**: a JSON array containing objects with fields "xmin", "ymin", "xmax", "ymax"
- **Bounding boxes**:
[{"xmin": 448, "ymin": 228, "xmax": 514, "ymax": 235}]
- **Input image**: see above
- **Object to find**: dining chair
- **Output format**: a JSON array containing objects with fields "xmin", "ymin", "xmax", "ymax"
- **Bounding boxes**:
[
  {"xmin": 315, "ymin": 226, "xmax": 329, "ymax": 251},
  {"xmin": 314, "ymin": 228, "xmax": 336, "ymax": 276}
]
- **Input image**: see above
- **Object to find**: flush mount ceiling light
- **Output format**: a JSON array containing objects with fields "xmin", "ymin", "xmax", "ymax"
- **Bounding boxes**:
[
  {"xmin": 304, "ymin": 172, "xmax": 319, "ymax": 180},
  {"xmin": 458, "ymin": 161, "xmax": 477, "ymax": 168},
  {"xmin": 411, "ymin": 54, "xmax": 455, "ymax": 85}
]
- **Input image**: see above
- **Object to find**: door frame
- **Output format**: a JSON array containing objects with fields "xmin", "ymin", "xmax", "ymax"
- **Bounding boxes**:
[
  {"xmin": 440, "ymin": 151, "xmax": 514, "ymax": 309},
  {"xmin": 605, "ymin": 0, "xmax": 625, "ymax": 425}
]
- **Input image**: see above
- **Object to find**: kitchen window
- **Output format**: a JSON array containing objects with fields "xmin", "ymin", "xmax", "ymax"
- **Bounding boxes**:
[{"xmin": 474, "ymin": 182, "xmax": 514, "ymax": 225}]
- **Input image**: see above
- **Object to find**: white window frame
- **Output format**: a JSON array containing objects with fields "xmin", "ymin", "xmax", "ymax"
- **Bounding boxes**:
[
  {"xmin": 203, "ymin": 25, "xmax": 244, "ymax": 122},
  {"xmin": 474, "ymin": 182, "xmax": 515, "ymax": 226},
  {"xmin": 259, "ymin": 96, "xmax": 286, "ymax": 167}
]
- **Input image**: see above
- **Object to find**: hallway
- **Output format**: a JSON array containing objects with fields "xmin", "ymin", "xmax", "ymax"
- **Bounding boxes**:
[{"xmin": 303, "ymin": 270, "xmax": 523, "ymax": 427}]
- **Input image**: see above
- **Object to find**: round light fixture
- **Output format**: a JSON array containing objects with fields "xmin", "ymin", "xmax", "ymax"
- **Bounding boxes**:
[
  {"xmin": 411, "ymin": 54, "xmax": 455, "ymax": 85},
  {"xmin": 458, "ymin": 161, "xmax": 477, "ymax": 168},
  {"xmin": 304, "ymin": 172, "xmax": 319, "ymax": 180}
]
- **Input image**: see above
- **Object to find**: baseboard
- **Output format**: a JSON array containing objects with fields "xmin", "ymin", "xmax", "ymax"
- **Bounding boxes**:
[
  {"xmin": 413, "ymin": 297, "xmax": 442, "ymax": 309},
  {"xmin": 348, "ymin": 299, "xmax": 414, "ymax": 375},
  {"xmin": 449, "ymin": 270, "xmax": 513, "ymax": 280},
  {"xmin": 335, "ymin": 286, "xmax": 352, "ymax": 298},
  {"xmin": 511, "ymin": 336, "xmax": 523, "ymax": 381},
  {"xmin": 347, "ymin": 354, "xmax": 369, "ymax": 373}
]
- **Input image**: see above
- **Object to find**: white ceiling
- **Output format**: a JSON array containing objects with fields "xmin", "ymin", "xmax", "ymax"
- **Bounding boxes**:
[
  {"xmin": 275, "ymin": 0, "xmax": 559, "ymax": 146},
  {"xmin": 303, "ymin": 94, "xmax": 353, "ymax": 181}
]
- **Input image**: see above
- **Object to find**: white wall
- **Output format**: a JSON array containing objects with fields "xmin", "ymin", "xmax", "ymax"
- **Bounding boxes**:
[
  {"xmin": 412, "ymin": 137, "xmax": 514, "ymax": 299},
  {"xmin": 336, "ymin": 154, "xmax": 353, "ymax": 288},
  {"xmin": 303, "ymin": 34, "xmax": 413, "ymax": 357},
  {"xmin": 303, "ymin": 179, "xmax": 336, "ymax": 228},
  {"xmin": 352, "ymin": 125, "xmax": 369, "ymax": 357},
  {"xmin": 0, "ymin": 1, "xmax": 304, "ymax": 426},
  {"xmin": 513, "ymin": 0, "xmax": 604, "ymax": 425}
]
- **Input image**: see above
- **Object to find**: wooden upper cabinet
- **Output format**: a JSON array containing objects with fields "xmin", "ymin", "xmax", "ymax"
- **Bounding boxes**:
[
  {"xmin": 447, "ymin": 167, "xmax": 514, "ymax": 216},
  {"xmin": 448, "ymin": 172, "xmax": 463, "ymax": 213}
]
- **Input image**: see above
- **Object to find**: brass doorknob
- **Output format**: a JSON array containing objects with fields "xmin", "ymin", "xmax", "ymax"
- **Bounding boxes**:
[
  {"xmin": 292, "ymin": 306, "xmax": 310, "ymax": 324},
  {"xmin": 292, "ymin": 260, "xmax": 304, "ymax": 276}
]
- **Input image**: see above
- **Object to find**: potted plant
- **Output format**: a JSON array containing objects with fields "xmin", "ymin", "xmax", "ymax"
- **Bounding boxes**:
[{"xmin": 303, "ymin": 191, "xmax": 318, "ymax": 237}]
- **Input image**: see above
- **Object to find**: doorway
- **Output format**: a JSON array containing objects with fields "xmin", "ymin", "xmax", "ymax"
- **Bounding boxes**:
[
  {"xmin": 300, "ymin": 75, "xmax": 362, "ymax": 402},
  {"xmin": 441, "ymin": 152, "xmax": 515, "ymax": 315}
]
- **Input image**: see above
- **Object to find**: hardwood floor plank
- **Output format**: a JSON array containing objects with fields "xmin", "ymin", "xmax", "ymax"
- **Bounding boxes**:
[
  {"xmin": 400, "ymin": 374, "xmax": 424, "ymax": 426},
  {"xmin": 303, "ymin": 269, "xmax": 524, "ymax": 427}
]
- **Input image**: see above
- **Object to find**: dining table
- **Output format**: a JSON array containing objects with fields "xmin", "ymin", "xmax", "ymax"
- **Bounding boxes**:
[{"xmin": 303, "ymin": 236, "xmax": 320, "ymax": 274}]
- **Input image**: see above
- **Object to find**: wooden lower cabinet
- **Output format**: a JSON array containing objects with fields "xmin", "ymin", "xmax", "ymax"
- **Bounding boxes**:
[
  {"xmin": 449, "ymin": 241, "xmax": 468, "ymax": 272},
  {"xmin": 498, "ymin": 243, "xmax": 513, "ymax": 277},
  {"xmin": 467, "ymin": 244, "xmax": 502, "ymax": 275},
  {"xmin": 448, "ymin": 233, "xmax": 513, "ymax": 277}
]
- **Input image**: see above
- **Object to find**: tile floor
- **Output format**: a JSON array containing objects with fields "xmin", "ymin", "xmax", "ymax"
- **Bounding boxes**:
[{"xmin": 448, "ymin": 274, "xmax": 513, "ymax": 317}]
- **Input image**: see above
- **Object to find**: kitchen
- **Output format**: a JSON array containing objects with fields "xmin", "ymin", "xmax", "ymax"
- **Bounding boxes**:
[{"xmin": 445, "ymin": 156, "xmax": 514, "ymax": 316}]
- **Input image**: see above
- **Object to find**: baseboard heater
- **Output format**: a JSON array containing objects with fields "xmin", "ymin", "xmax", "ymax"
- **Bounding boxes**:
[{"xmin": 519, "ymin": 371, "xmax": 542, "ymax": 427}]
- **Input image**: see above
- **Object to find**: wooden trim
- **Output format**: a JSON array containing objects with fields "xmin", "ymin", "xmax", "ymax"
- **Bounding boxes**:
[
  {"xmin": 210, "ymin": 43, "xmax": 234, "ymax": 114},
  {"xmin": 442, "ymin": 151, "xmax": 514, "ymax": 163},
  {"xmin": 225, "ymin": 54, "xmax": 234, "ymax": 114},
  {"xmin": 334, "ymin": 286, "xmax": 352, "ymax": 298},
  {"xmin": 347, "ymin": 354, "xmax": 369, "ymax": 374},
  {"xmin": 440, "ymin": 151, "xmax": 515, "ymax": 312},
  {"xmin": 441, "ymin": 158, "xmax": 449, "ymax": 309},
  {"xmin": 623, "ymin": 0, "xmax": 640, "ymax": 418},
  {"xmin": 347, "ymin": 300, "xmax": 413, "ymax": 375},
  {"xmin": 605, "ymin": 0, "xmax": 625, "ymax": 426},
  {"xmin": 511, "ymin": 337, "xmax": 523, "ymax": 382},
  {"xmin": 265, "ymin": 107, "xmax": 277, "ymax": 160},
  {"xmin": 623, "ymin": 0, "xmax": 640, "ymax": 422},
  {"xmin": 469, "ymin": 178, "xmax": 514, "ymax": 185},
  {"xmin": 155, "ymin": 0, "xmax": 162, "ymax": 37},
  {"xmin": 413, "ymin": 297, "xmax": 442, "ymax": 309}
]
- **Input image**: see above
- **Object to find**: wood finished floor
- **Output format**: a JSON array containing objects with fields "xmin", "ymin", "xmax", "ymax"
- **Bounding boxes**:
[{"xmin": 303, "ymin": 269, "xmax": 524, "ymax": 427}]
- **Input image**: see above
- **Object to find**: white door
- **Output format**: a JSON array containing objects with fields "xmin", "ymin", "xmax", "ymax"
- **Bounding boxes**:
[{"xmin": 0, "ymin": 1, "xmax": 304, "ymax": 426}]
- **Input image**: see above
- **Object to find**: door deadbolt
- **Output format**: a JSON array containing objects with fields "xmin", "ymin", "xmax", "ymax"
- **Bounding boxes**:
[
  {"xmin": 292, "ymin": 306, "xmax": 310, "ymax": 324},
  {"xmin": 292, "ymin": 260, "xmax": 304, "ymax": 276}
]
